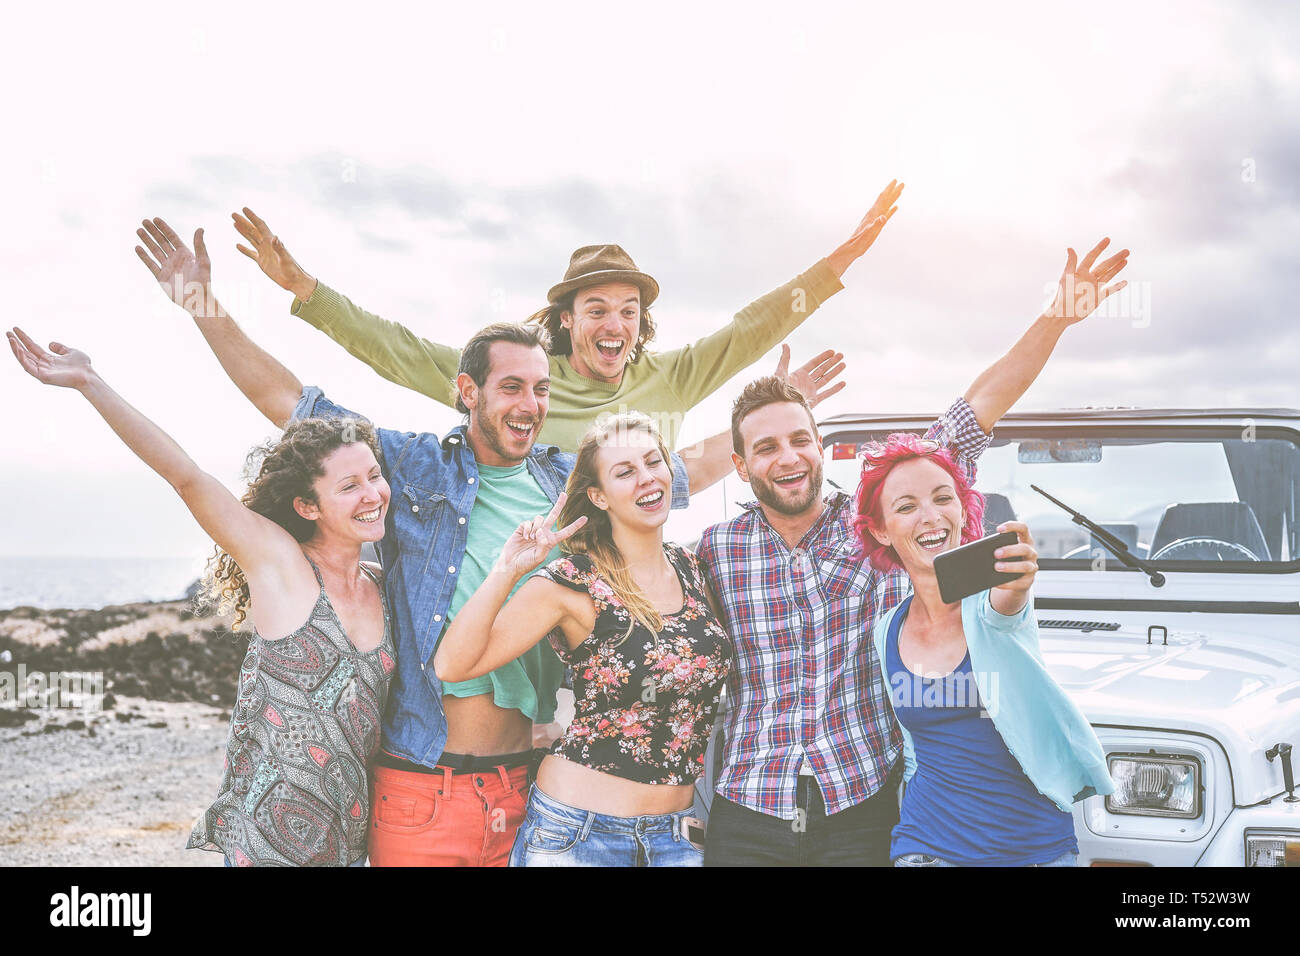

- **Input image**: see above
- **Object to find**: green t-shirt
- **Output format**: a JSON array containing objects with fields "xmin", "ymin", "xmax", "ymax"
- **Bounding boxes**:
[
  {"xmin": 291, "ymin": 259, "xmax": 844, "ymax": 452},
  {"xmin": 436, "ymin": 461, "xmax": 565, "ymax": 723}
]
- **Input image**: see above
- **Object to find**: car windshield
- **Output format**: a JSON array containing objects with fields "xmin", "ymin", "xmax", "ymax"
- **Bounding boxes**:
[{"xmin": 823, "ymin": 428, "xmax": 1300, "ymax": 570}]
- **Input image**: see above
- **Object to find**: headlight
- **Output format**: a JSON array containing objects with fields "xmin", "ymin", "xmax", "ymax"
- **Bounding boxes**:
[
  {"xmin": 1106, "ymin": 754, "xmax": 1201, "ymax": 818},
  {"xmin": 1245, "ymin": 831, "xmax": 1300, "ymax": 867}
]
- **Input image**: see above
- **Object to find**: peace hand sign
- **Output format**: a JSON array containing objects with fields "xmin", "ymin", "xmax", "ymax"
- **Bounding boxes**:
[{"xmin": 495, "ymin": 493, "xmax": 588, "ymax": 578}]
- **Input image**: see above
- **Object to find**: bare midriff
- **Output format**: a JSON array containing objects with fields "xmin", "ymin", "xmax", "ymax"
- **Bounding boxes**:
[
  {"xmin": 442, "ymin": 693, "xmax": 533, "ymax": 756},
  {"xmin": 535, "ymin": 753, "xmax": 696, "ymax": 817}
]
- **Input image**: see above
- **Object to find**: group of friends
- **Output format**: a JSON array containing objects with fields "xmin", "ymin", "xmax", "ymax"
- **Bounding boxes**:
[{"xmin": 8, "ymin": 180, "xmax": 1128, "ymax": 866}]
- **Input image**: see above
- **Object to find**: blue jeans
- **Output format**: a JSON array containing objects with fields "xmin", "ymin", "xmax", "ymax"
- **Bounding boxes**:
[
  {"xmin": 509, "ymin": 785, "xmax": 704, "ymax": 867},
  {"xmin": 893, "ymin": 851, "xmax": 1078, "ymax": 867}
]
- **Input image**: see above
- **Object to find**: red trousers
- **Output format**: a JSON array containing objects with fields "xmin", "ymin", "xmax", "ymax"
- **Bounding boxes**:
[{"xmin": 368, "ymin": 762, "xmax": 528, "ymax": 867}]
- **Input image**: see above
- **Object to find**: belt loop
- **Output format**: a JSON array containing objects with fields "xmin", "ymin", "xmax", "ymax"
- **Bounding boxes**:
[
  {"xmin": 579, "ymin": 811, "xmax": 595, "ymax": 842},
  {"xmin": 496, "ymin": 763, "xmax": 513, "ymax": 793},
  {"xmin": 440, "ymin": 765, "xmax": 454, "ymax": 796}
]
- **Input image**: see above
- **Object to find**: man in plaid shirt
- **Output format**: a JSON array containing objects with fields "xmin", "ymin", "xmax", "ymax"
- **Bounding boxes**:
[{"xmin": 698, "ymin": 237, "xmax": 1128, "ymax": 865}]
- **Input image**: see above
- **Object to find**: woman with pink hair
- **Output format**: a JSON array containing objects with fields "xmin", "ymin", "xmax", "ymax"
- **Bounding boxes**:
[{"xmin": 854, "ymin": 434, "xmax": 1112, "ymax": 867}]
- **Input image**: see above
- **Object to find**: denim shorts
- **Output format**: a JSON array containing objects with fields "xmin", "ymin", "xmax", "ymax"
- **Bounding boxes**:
[
  {"xmin": 893, "ymin": 851, "xmax": 1078, "ymax": 867},
  {"xmin": 508, "ymin": 785, "xmax": 704, "ymax": 867}
]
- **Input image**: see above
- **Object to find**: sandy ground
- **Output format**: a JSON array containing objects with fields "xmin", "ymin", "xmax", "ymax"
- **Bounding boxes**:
[
  {"xmin": 0, "ymin": 697, "xmax": 230, "ymax": 867},
  {"xmin": 0, "ymin": 596, "xmax": 578, "ymax": 867}
]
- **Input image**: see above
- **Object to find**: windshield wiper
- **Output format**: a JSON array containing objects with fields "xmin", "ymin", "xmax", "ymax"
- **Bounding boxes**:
[{"xmin": 1030, "ymin": 484, "xmax": 1166, "ymax": 587}]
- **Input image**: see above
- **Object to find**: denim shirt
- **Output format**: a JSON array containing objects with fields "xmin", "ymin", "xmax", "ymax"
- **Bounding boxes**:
[{"xmin": 291, "ymin": 385, "xmax": 692, "ymax": 766}]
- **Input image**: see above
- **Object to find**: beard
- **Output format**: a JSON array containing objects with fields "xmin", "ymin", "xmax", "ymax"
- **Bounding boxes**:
[
  {"xmin": 749, "ymin": 460, "xmax": 825, "ymax": 517},
  {"xmin": 471, "ymin": 398, "xmax": 537, "ymax": 465}
]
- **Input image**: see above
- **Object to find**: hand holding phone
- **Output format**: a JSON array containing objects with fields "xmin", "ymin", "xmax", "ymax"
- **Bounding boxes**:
[
  {"xmin": 988, "ymin": 521, "xmax": 1038, "ymax": 599},
  {"xmin": 933, "ymin": 529, "xmax": 1028, "ymax": 604}
]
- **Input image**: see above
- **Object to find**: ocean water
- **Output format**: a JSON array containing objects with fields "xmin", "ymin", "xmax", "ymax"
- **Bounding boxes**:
[{"xmin": 0, "ymin": 555, "xmax": 211, "ymax": 611}]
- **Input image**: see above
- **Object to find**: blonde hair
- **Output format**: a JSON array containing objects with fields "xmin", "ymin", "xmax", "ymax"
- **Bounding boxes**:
[{"xmin": 556, "ymin": 412, "xmax": 674, "ymax": 642}]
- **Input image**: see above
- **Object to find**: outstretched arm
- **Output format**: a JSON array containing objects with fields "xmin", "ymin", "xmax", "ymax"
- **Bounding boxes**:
[
  {"xmin": 135, "ymin": 217, "xmax": 302, "ymax": 428},
  {"xmin": 234, "ymin": 208, "xmax": 463, "ymax": 408},
  {"xmin": 663, "ymin": 180, "xmax": 902, "ymax": 411},
  {"xmin": 434, "ymin": 495, "xmax": 587, "ymax": 681},
  {"xmin": 676, "ymin": 345, "xmax": 847, "ymax": 493},
  {"xmin": 963, "ymin": 238, "xmax": 1129, "ymax": 433},
  {"xmin": 7, "ymin": 329, "xmax": 297, "ymax": 576}
]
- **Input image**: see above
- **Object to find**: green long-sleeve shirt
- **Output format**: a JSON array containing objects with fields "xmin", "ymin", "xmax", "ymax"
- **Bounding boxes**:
[{"xmin": 289, "ymin": 259, "xmax": 844, "ymax": 451}]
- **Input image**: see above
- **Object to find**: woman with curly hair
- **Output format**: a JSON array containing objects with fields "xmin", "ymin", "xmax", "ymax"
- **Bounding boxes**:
[
  {"xmin": 435, "ymin": 412, "xmax": 731, "ymax": 866},
  {"xmin": 7, "ymin": 326, "xmax": 393, "ymax": 867},
  {"xmin": 854, "ymin": 433, "xmax": 1112, "ymax": 867}
]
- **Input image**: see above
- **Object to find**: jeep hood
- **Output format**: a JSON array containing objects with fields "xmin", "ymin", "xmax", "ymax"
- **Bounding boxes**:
[{"xmin": 1042, "ymin": 625, "xmax": 1300, "ymax": 806}]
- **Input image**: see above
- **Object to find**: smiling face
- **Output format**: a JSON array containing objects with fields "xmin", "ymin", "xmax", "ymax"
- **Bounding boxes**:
[
  {"xmin": 586, "ymin": 427, "xmax": 673, "ymax": 534},
  {"xmin": 459, "ymin": 340, "xmax": 551, "ymax": 466},
  {"xmin": 734, "ymin": 401, "xmax": 824, "ymax": 518},
  {"xmin": 868, "ymin": 456, "xmax": 967, "ymax": 575},
  {"xmin": 561, "ymin": 281, "xmax": 642, "ymax": 384},
  {"xmin": 295, "ymin": 441, "xmax": 390, "ymax": 544}
]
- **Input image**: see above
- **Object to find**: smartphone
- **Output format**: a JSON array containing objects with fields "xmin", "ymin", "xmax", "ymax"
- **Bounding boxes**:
[
  {"xmin": 932, "ymin": 531, "xmax": 1022, "ymax": 604},
  {"xmin": 680, "ymin": 815, "xmax": 706, "ymax": 851}
]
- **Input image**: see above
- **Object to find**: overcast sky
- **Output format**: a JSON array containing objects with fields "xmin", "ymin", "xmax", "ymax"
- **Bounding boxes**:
[{"xmin": 3, "ymin": 0, "xmax": 1296, "ymax": 558}]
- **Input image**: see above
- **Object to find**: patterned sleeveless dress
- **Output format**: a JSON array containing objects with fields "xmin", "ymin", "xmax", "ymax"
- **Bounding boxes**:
[{"xmin": 188, "ymin": 558, "xmax": 395, "ymax": 866}]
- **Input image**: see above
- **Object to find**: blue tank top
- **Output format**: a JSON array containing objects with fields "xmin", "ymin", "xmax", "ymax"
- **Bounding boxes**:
[{"xmin": 886, "ymin": 596, "xmax": 1077, "ymax": 866}]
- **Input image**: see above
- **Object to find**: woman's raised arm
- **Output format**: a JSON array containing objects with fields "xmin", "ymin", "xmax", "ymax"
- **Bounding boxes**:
[
  {"xmin": 962, "ymin": 238, "xmax": 1130, "ymax": 433},
  {"xmin": 7, "ymin": 328, "xmax": 298, "ymax": 577}
]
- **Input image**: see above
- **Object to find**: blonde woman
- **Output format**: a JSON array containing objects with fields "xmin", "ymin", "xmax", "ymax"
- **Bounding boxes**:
[{"xmin": 435, "ymin": 413, "xmax": 731, "ymax": 866}]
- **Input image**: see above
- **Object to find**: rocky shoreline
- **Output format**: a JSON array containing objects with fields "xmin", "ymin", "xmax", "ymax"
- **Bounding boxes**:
[{"xmin": 0, "ymin": 598, "xmax": 242, "ymax": 866}]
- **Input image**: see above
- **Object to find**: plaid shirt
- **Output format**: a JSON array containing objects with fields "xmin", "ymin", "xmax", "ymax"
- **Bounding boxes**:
[{"xmin": 697, "ymin": 398, "xmax": 992, "ymax": 819}]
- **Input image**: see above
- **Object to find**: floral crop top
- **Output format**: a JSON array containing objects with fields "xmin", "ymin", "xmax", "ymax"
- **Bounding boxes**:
[{"xmin": 535, "ymin": 543, "xmax": 732, "ymax": 785}]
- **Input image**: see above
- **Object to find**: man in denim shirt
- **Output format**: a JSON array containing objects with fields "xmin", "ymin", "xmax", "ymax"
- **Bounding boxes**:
[{"xmin": 287, "ymin": 323, "xmax": 698, "ymax": 865}]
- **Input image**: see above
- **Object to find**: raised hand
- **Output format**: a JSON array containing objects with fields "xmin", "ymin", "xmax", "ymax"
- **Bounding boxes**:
[
  {"xmin": 135, "ymin": 218, "xmax": 220, "ymax": 319},
  {"xmin": 1045, "ymin": 238, "xmax": 1129, "ymax": 324},
  {"xmin": 7, "ymin": 327, "xmax": 95, "ymax": 390},
  {"xmin": 495, "ymin": 494, "xmax": 588, "ymax": 578},
  {"xmin": 775, "ymin": 343, "xmax": 846, "ymax": 409},
  {"xmin": 233, "ymin": 207, "xmax": 317, "ymax": 302},
  {"xmin": 826, "ymin": 179, "xmax": 904, "ymax": 278}
]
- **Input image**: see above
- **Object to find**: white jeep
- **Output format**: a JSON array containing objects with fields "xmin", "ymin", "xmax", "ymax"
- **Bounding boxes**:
[{"xmin": 693, "ymin": 407, "xmax": 1300, "ymax": 867}]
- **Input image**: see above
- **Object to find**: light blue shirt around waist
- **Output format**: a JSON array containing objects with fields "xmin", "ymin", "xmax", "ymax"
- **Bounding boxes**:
[{"xmin": 872, "ymin": 588, "xmax": 1114, "ymax": 813}]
